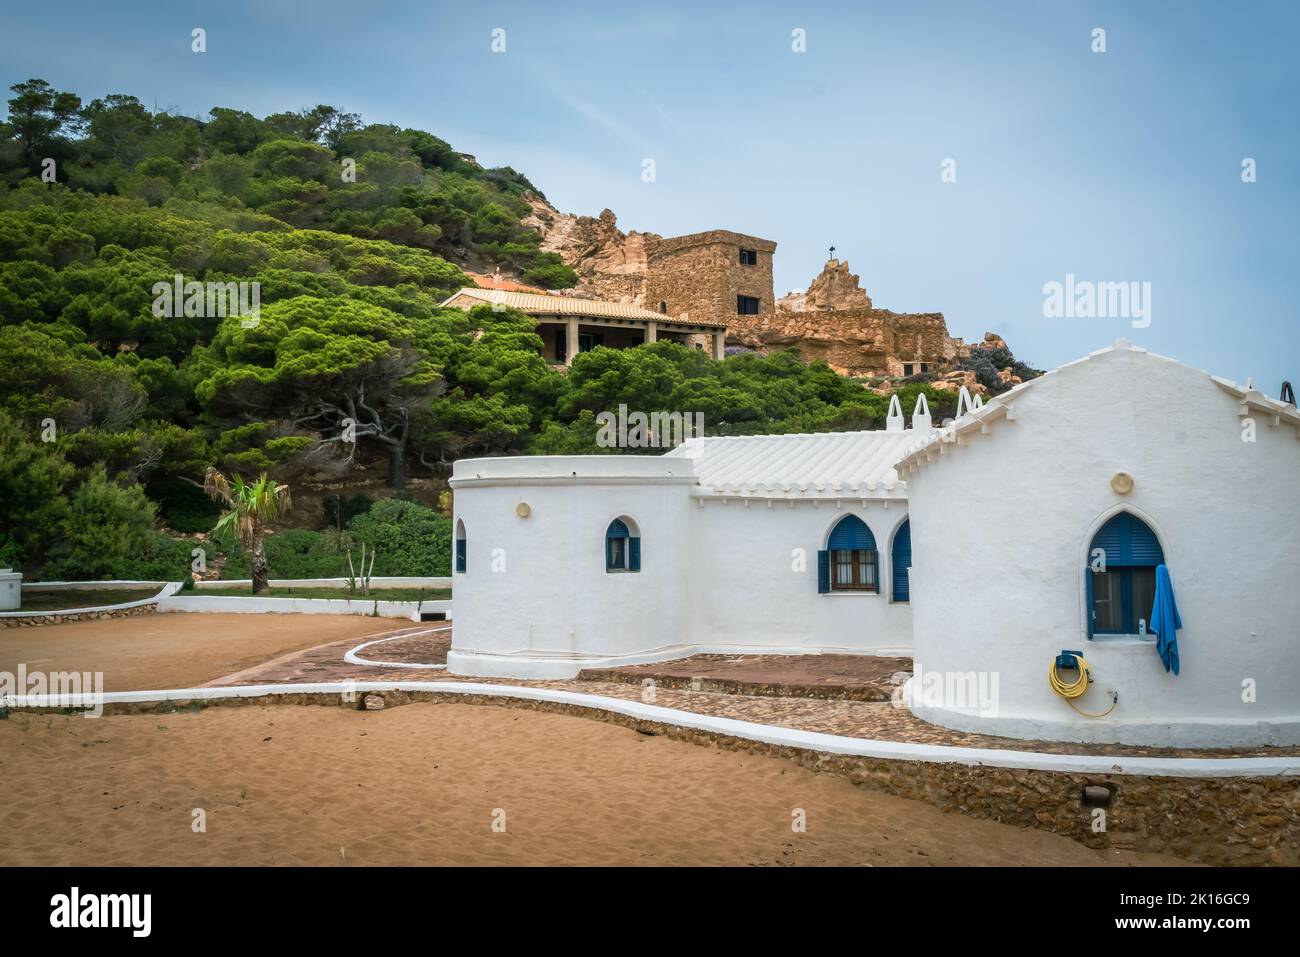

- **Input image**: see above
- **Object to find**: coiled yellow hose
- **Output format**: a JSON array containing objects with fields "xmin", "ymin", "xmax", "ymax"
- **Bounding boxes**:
[{"xmin": 1048, "ymin": 654, "xmax": 1118, "ymax": 718}]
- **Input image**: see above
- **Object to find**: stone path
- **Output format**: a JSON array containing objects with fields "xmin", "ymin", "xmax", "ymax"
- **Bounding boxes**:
[
  {"xmin": 579, "ymin": 653, "xmax": 910, "ymax": 701},
  {"xmin": 205, "ymin": 624, "xmax": 1300, "ymax": 761}
]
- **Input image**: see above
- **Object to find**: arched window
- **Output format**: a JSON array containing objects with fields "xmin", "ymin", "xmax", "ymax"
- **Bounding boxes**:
[
  {"xmin": 659, "ymin": 300, "xmax": 668, "ymax": 314},
  {"xmin": 891, "ymin": 519, "xmax": 912, "ymax": 602},
  {"xmin": 454, "ymin": 519, "xmax": 467, "ymax": 574},
  {"xmin": 1087, "ymin": 512, "xmax": 1164, "ymax": 636},
  {"xmin": 605, "ymin": 517, "xmax": 641, "ymax": 573},
  {"xmin": 818, "ymin": 515, "xmax": 878, "ymax": 593}
]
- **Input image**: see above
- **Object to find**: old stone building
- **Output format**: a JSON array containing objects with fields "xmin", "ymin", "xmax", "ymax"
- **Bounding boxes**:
[
  {"xmin": 643, "ymin": 230, "xmax": 777, "ymax": 329},
  {"xmin": 519, "ymin": 193, "xmax": 978, "ymax": 380}
]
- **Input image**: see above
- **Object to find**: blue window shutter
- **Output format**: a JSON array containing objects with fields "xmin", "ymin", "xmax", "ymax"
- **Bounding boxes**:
[
  {"xmin": 1090, "ymin": 512, "xmax": 1163, "ymax": 566},
  {"xmin": 828, "ymin": 515, "xmax": 876, "ymax": 550},
  {"xmin": 629, "ymin": 537, "xmax": 641, "ymax": 572},
  {"xmin": 817, "ymin": 550, "xmax": 830, "ymax": 593},
  {"xmin": 606, "ymin": 535, "xmax": 616, "ymax": 570},
  {"xmin": 456, "ymin": 537, "xmax": 466, "ymax": 573},
  {"xmin": 1085, "ymin": 566, "xmax": 1095, "ymax": 639},
  {"xmin": 891, "ymin": 520, "xmax": 912, "ymax": 602}
]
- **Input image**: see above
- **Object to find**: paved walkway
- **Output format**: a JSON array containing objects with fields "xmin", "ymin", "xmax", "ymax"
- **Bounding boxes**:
[
  {"xmin": 579, "ymin": 653, "xmax": 910, "ymax": 701},
  {"xmin": 205, "ymin": 624, "xmax": 1300, "ymax": 761}
]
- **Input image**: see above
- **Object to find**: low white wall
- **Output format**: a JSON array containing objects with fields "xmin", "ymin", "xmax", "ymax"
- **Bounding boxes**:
[
  {"xmin": 193, "ymin": 576, "xmax": 452, "ymax": 590},
  {"xmin": 158, "ymin": 596, "xmax": 451, "ymax": 619},
  {"xmin": 20, "ymin": 580, "xmax": 169, "ymax": 590},
  {"xmin": 1, "ymin": 582, "xmax": 180, "ymax": 619}
]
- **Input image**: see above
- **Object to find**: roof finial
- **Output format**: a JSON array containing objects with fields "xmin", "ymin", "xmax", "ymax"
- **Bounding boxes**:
[
  {"xmin": 956, "ymin": 386, "xmax": 975, "ymax": 419},
  {"xmin": 912, "ymin": 393, "xmax": 932, "ymax": 433},
  {"xmin": 886, "ymin": 394, "xmax": 904, "ymax": 432}
]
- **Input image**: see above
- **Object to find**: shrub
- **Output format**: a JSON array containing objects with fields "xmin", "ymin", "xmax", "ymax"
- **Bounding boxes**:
[
  {"xmin": 40, "ymin": 466, "xmax": 157, "ymax": 579},
  {"xmin": 41, "ymin": 532, "xmax": 198, "ymax": 582},
  {"xmin": 347, "ymin": 498, "xmax": 451, "ymax": 576},
  {"xmin": 219, "ymin": 528, "xmax": 350, "ymax": 580}
]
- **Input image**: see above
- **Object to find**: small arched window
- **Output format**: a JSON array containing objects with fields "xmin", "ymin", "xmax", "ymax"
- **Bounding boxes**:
[
  {"xmin": 891, "ymin": 519, "xmax": 912, "ymax": 602},
  {"xmin": 659, "ymin": 300, "xmax": 668, "ymax": 314},
  {"xmin": 454, "ymin": 519, "xmax": 467, "ymax": 574},
  {"xmin": 818, "ymin": 515, "xmax": 878, "ymax": 593},
  {"xmin": 1087, "ymin": 512, "xmax": 1164, "ymax": 636},
  {"xmin": 605, "ymin": 517, "xmax": 641, "ymax": 573}
]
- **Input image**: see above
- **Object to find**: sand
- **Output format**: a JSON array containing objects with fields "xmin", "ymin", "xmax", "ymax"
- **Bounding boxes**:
[
  {"xmin": 0, "ymin": 702, "xmax": 1187, "ymax": 867},
  {"xmin": 0, "ymin": 614, "xmax": 398, "ymax": 692}
]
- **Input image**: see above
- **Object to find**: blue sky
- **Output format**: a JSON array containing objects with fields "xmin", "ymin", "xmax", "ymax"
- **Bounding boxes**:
[{"xmin": 3, "ymin": 0, "xmax": 1298, "ymax": 388}]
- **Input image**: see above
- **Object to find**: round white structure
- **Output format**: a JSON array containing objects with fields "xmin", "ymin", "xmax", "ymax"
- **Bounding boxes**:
[{"xmin": 898, "ymin": 342, "xmax": 1300, "ymax": 748}]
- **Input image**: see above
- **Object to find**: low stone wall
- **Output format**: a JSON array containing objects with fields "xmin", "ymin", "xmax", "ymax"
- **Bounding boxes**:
[
  {"xmin": 61, "ymin": 689, "xmax": 1300, "ymax": 866},
  {"xmin": 1, "ymin": 603, "xmax": 160, "ymax": 628}
]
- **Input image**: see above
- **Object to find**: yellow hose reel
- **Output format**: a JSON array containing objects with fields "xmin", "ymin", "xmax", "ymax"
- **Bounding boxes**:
[{"xmin": 1049, "ymin": 650, "xmax": 1118, "ymax": 718}]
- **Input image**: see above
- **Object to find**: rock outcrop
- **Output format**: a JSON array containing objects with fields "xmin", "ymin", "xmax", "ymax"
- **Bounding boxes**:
[
  {"xmin": 778, "ymin": 259, "xmax": 872, "ymax": 312},
  {"xmin": 522, "ymin": 195, "xmax": 656, "ymax": 304}
]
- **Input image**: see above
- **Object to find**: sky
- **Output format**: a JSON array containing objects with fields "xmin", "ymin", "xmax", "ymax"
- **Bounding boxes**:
[{"xmin": 2, "ymin": 0, "xmax": 1298, "ymax": 389}]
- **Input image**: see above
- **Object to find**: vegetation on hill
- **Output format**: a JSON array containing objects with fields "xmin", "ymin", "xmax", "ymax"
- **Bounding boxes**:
[{"xmin": 0, "ymin": 78, "xmax": 1031, "ymax": 582}]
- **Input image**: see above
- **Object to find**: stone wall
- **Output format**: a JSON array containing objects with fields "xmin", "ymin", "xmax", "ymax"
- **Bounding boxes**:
[
  {"xmin": 643, "ymin": 230, "xmax": 777, "ymax": 330},
  {"xmin": 733, "ymin": 305, "xmax": 959, "ymax": 378},
  {"xmin": 1, "ymin": 602, "xmax": 159, "ymax": 628}
]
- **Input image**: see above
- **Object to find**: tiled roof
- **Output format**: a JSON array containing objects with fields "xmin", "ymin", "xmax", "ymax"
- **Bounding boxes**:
[
  {"xmin": 664, "ymin": 429, "xmax": 927, "ymax": 499},
  {"xmin": 440, "ymin": 288, "xmax": 726, "ymax": 328},
  {"xmin": 462, "ymin": 270, "xmax": 546, "ymax": 294}
]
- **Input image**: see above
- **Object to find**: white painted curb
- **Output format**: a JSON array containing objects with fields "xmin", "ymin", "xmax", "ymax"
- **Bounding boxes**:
[
  {"xmin": 4, "ymin": 680, "xmax": 1297, "ymax": 779},
  {"xmin": 344, "ymin": 627, "xmax": 451, "ymax": 670}
]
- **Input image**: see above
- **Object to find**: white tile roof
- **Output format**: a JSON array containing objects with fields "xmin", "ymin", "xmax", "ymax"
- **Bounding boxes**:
[
  {"xmin": 664, "ymin": 429, "xmax": 927, "ymax": 499},
  {"xmin": 440, "ymin": 288, "xmax": 726, "ymax": 328}
]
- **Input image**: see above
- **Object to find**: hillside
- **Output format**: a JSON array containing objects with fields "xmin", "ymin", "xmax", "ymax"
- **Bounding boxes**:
[{"xmin": 1, "ymin": 79, "xmax": 988, "ymax": 580}]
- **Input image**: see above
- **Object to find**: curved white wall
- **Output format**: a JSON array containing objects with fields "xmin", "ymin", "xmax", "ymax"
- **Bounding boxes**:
[
  {"xmin": 448, "ymin": 456, "xmax": 914, "ymax": 677},
  {"xmin": 905, "ymin": 348, "xmax": 1300, "ymax": 747},
  {"xmin": 448, "ymin": 456, "xmax": 697, "ymax": 677}
]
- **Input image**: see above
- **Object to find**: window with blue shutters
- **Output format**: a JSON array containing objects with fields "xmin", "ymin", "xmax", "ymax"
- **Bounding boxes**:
[
  {"xmin": 1087, "ymin": 512, "xmax": 1163, "ymax": 636},
  {"xmin": 820, "ymin": 515, "xmax": 878, "ymax": 593},
  {"xmin": 891, "ymin": 519, "xmax": 912, "ymax": 602},
  {"xmin": 605, "ymin": 517, "xmax": 640, "ymax": 573},
  {"xmin": 454, "ymin": 519, "xmax": 467, "ymax": 574}
]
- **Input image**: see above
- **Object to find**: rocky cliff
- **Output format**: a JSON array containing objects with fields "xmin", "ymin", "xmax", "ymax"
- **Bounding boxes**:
[{"xmin": 522, "ymin": 195, "xmax": 655, "ymax": 304}]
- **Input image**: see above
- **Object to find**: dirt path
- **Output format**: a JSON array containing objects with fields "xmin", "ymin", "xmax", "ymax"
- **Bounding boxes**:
[
  {"xmin": 0, "ymin": 614, "xmax": 399, "ymax": 692},
  {"xmin": 0, "ymin": 703, "xmax": 1189, "ymax": 867}
]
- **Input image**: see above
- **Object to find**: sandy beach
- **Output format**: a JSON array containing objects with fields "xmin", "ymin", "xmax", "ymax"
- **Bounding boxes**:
[
  {"xmin": 0, "ymin": 614, "xmax": 398, "ymax": 691},
  {"xmin": 0, "ymin": 702, "xmax": 1186, "ymax": 867}
]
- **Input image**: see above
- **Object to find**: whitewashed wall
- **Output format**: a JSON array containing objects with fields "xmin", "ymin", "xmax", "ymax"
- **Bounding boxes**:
[
  {"xmin": 688, "ymin": 500, "xmax": 912, "ymax": 655},
  {"xmin": 448, "ymin": 455, "xmax": 913, "ymax": 678},
  {"xmin": 906, "ymin": 346, "xmax": 1300, "ymax": 747},
  {"xmin": 448, "ymin": 456, "xmax": 697, "ymax": 677}
]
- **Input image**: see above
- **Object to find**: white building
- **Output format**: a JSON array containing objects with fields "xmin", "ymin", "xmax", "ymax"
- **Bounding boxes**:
[{"xmin": 448, "ymin": 341, "xmax": 1300, "ymax": 748}]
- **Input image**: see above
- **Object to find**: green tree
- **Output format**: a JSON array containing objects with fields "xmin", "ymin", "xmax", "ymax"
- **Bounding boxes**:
[{"xmin": 203, "ymin": 467, "xmax": 293, "ymax": 593}]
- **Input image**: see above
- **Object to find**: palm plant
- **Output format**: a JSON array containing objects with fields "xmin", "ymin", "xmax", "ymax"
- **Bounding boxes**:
[{"xmin": 203, "ymin": 467, "xmax": 293, "ymax": 594}]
